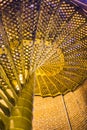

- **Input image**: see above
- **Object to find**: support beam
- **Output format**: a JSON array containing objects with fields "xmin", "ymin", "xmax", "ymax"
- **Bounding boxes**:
[
  {"xmin": 9, "ymin": 76, "xmax": 34, "ymax": 130},
  {"xmin": 62, "ymin": 95, "xmax": 72, "ymax": 130}
]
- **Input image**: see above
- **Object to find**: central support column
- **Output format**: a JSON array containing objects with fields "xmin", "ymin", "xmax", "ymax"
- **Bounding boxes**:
[{"xmin": 9, "ymin": 76, "xmax": 34, "ymax": 130}]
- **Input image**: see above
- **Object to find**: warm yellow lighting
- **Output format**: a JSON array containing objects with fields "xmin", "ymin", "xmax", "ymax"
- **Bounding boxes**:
[{"xmin": 19, "ymin": 74, "xmax": 24, "ymax": 84}]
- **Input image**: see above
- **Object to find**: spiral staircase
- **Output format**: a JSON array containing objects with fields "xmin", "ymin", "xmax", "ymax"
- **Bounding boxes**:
[{"xmin": 0, "ymin": 0, "xmax": 87, "ymax": 130}]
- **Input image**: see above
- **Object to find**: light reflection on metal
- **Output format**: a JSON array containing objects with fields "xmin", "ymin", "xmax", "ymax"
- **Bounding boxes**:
[{"xmin": 0, "ymin": 0, "xmax": 87, "ymax": 129}]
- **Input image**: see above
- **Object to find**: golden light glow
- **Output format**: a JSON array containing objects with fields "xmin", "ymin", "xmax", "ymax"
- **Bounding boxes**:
[{"xmin": 0, "ymin": 0, "xmax": 87, "ymax": 129}]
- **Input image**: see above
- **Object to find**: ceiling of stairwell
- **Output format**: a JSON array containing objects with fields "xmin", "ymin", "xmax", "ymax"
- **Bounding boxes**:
[{"xmin": 0, "ymin": 0, "xmax": 87, "ymax": 97}]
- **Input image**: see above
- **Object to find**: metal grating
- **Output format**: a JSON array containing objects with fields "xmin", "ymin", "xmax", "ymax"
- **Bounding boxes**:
[{"xmin": 0, "ymin": 0, "xmax": 87, "ymax": 129}]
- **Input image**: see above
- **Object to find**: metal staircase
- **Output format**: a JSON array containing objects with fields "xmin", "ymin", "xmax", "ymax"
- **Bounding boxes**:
[{"xmin": 0, "ymin": 0, "xmax": 87, "ymax": 129}]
